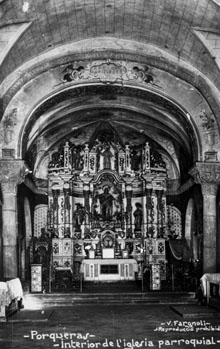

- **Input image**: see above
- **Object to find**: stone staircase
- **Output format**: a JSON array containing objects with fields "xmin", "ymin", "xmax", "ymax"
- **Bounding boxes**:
[{"xmin": 23, "ymin": 282, "xmax": 197, "ymax": 309}]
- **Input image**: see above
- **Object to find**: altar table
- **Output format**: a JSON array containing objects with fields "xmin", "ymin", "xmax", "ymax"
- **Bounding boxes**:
[{"xmin": 81, "ymin": 259, "xmax": 138, "ymax": 281}]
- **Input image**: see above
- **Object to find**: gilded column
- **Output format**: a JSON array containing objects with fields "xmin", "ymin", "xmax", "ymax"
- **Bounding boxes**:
[
  {"xmin": 64, "ymin": 185, "xmax": 71, "ymax": 237},
  {"xmin": 52, "ymin": 189, "xmax": 59, "ymax": 236},
  {"xmin": 125, "ymin": 185, "xmax": 132, "ymax": 236},
  {"xmin": 145, "ymin": 187, "xmax": 153, "ymax": 237},
  {"xmin": 155, "ymin": 189, "xmax": 164, "ymax": 237},
  {"xmin": 83, "ymin": 185, "xmax": 90, "ymax": 236},
  {"xmin": 190, "ymin": 162, "xmax": 220, "ymax": 273},
  {"xmin": 0, "ymin": 160, "xmax": 28, "ymax": 279}
]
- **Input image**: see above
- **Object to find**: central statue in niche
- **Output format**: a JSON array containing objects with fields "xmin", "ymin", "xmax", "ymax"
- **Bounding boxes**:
[
  {"xmin": 94, "ymin": 185, "xmax": 121, "ymax": 221},
  {"xmin": 101, "ymin": 145, "xmax": 114, "ymax": 169},
  {"xmin": 99, "ymin": 186, "xmax": 114, "ymax": 220}
]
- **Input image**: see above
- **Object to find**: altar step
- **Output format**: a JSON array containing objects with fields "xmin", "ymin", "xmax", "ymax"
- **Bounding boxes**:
[
  {"xmin": 23, "ymin": 291, "xmax": 197, "ymax": 309},
  {"xmin": 209, "ymin": 297, "xmax": 220, "ymax": 310}
]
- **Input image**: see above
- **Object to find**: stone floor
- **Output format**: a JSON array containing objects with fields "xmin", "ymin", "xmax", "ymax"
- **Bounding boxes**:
[{"xmin": 1, "ymin": 295, "xmax": 220, "ymax": 349}]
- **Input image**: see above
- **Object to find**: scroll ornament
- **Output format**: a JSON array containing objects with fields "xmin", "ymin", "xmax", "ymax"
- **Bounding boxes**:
[{"xmin": 56, "ymin": 60, "xmax": 161, "ymax": 88}]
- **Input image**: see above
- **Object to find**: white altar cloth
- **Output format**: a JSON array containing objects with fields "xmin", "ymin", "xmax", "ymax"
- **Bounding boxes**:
[
  {"xmin": 0, "ymin": 282, "xmax": 10, "ymax": 306},
  {"xmin": 200, "ymin": 273, "xmax": 220, "ymax": 302},
  {"xmin": 6, "ymin": 278, "xmax": 23, "ymax": 301},
  {"xmin": 0, "ymin": 278, "xmax": 23, "ymax": 306}
]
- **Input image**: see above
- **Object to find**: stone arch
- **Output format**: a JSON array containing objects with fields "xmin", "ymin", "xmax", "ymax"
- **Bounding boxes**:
[
  {"xmin": 1, "ymin": 40, "xmax": 219, "ymax": 165},
  {"xmin": 16, "ymin": 83, "xmax": 201, "ymax": 165},
  {"xmin": 2, "ymin": 38, "xmax": 220, "ymax": 118}
]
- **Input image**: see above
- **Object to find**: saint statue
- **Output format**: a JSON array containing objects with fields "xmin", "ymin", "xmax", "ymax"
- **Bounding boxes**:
[
  {"xmin": 73, "ymin": 203, "xmax": 85, "ymax": 231},
  {"xmin": 133, "ymin": 203, "xmax": 143, "ymax": 231},
  {"xmin": 99, "ymin": 187, "xmax": 114, "ymax": 220},
  {"xmin": 72, "ymin": 147, "xmax": 83, "ymax": 170},
  {"xmin": 101, "ymin": 145, "xmax": 114, "ymax": 169}
]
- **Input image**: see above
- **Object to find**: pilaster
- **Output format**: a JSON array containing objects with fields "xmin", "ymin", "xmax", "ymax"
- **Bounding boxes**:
[
  {"xmin": 189, "ymin": 162, "xmax": 220, "ymax": 273},
  {"xmin": 0, "ymin": 160, "xmax": 29, "ymax": 279}
]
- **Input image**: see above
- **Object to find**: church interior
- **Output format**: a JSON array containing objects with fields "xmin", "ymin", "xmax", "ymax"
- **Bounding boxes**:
[{"xmin": 1, "ymin": 0, "xmax": 220, "ymax": 301}]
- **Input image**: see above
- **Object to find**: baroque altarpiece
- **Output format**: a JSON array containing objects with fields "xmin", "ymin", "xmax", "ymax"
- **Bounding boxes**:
[{"xmin": 32, "ymin": 127, "xmax": 182, "ymax": 291}]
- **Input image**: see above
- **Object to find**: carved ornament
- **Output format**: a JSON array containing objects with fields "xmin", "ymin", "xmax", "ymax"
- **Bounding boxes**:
[
  {"xmin": 0, "ymin": 160, "xmax": 30, "ymax": 193},
  {"xmin": 199, "ymin": 110, "xmax": 215, "ymax": 131},
  {"xmin": 189, "ymin": 162, "xmax": 220, "ymax": 195},
  {"xmin": 198, "ymin": 109, "xmax": 216, "ymax": 148},
  {"xmin": 58, "ymin": 60, "xmax": 161, "ymax": 88},
  {"xmin": 0, "ymin": 108, "xmax": 17, "ymax": 144}
]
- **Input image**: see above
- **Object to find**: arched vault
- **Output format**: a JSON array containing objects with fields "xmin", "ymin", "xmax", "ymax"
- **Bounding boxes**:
[{"xmin": 1, "ymin": 1, "xmax": 220, "ymax": 191}]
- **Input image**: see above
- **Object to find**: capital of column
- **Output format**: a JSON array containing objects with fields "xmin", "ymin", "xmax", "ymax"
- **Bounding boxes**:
[
  {"xmin": 189, "ymin": 162, "xmax": 220, "ymax": 196},
  {"xmin": 0, "ymin": 160, "xmax": 30, "ymax": 194}
]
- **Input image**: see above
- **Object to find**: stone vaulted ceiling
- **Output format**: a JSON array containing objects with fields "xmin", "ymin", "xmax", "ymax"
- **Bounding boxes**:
[
  {"xmin": 1, "ymin": 0, "xmax": 220, "ymax": 188},
  {"xmin": 0, "ymin": 0, "xmax": 220, "ymax": 81}
]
